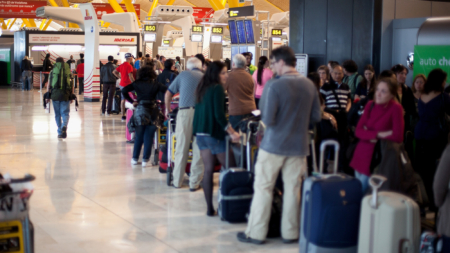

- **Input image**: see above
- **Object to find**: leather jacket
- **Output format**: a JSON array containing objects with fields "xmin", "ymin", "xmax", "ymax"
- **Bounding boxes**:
[{"xmin": 100, "ymin": 62, "xmax": 118, "ymax": 83}]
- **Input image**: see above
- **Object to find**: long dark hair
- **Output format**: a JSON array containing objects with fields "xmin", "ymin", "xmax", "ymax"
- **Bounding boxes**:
[
  {"xmin": 256, "ymin": 56, "xmax": 269, "ymax": 85},
  {"xmin": 360, "ymin": 64, "xmax": 376, "ymax": 91},
  {"xmin": 137, "ymin": 66, "xmax": 157, "ymax": 81},
  {"xmin": 196, "ymin": 61, "xmax": 226, "ymax": 103},
  {"xmin": 424, "ymin": 68, "xmax": 447, "ymax": 94}
]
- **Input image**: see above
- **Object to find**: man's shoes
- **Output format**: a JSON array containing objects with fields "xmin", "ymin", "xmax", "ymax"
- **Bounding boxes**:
[
  {"xmin": 236, "ymin": 232, "xmax": 264, "ymax": 245},
  {"xmin": 171, "ymin": 184, "xmax": 181, "ymax": 189},
  {"xmin": 282, "ymin": 238, "xmax": 298, "ymax": 244},
  {"xmin": 189, "ymin": 185, "xmax": 201, "ymax": 192},
  {"xmin": 57, "ymin": 134, "xmax": 63, "ymax": 139},
  {"xmin": 126, "ymin": 139, "xmax": 134, "ymax": 144},
  {"xmin": 101, "ymin": 112, "xmax": 105, "ymax": 116},
  {"xmin": 131, "ymin": 159, "xmax": 138, "ymax": 165},
  {"xmin": 206, "ymin": 210, "xmax": 217, "ymax": 217},
  {"xmin": 61, "ymin": 126, "xmax": 67, "ymax": 139},
  {"xmin": 122, "ymin": 116, "xmax": 126, "ymax": 121},
  {"xmin": 105, "ymin": 113, "xmax": 110, "ymax": 117},
  {"xmin": 142, "ymin": 161, "xmax": 148, "ymax": 167}
]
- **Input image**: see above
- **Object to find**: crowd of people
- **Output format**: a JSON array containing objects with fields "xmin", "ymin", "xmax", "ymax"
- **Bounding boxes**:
[{"xmin": 38, "ymin": 46, "xmax": 450, "ymax": 248}]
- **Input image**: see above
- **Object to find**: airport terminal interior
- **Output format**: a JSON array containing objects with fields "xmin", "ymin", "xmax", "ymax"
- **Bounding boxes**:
[{"xmin": 1, "ymin": 0, "xmax": 450, "ymax": 252}]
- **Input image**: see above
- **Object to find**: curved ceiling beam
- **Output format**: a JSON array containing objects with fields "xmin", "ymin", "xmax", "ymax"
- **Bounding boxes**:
[
  {"xmin": 264, "ymin": 0, "xmax": 283, "ymax": 12},
  {"xmin": 148, "ymin": 0, "xmax": 158, "ymax": 16},
  {"xmin": 167, "ymin": 0, "xmax": 176, "ymax": 5},
  {"xmin": 228, "ymin": 0, "xmax": 245, "ymax": 8},
  {"xmin": 208, "ymin": 0, "xmax": 225, "ymax": 10},
  {"xmin": 122, "ymin": 0, "xmax": 141, "ymax": 26}
]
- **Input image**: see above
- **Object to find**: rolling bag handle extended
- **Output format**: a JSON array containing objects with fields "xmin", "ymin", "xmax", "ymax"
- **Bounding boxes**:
[
  {"xmin": 225, "ymin": 135, "xmax": 245, "ymax": 170},
  {"xmin": 319, "ymin": 140, "xmax": 340, "ymax": 174},
  {"xmin": 246, "ymin": 121, "xmax": 261, "ymax": 172},
  {"xmin": 368, "ymin": 175, "xmax": 387, "ymax": 209},
  {"xmin": 309, "ymin": 131, "xmax": 318, "ymax": 173}
]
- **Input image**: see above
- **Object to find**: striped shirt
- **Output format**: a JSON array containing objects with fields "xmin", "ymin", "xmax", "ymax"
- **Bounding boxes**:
[
  {"xmin": 320, "ymin": 82, "xmax": 351, "ymax": 110},
  {"xmin": 168, "ymin": 69, "xmax": 203, "ymax": 107}
]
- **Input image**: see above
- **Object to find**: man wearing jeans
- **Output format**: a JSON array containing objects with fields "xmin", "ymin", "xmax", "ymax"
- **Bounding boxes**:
[
  {"xmin": 46, "ymin": 57, "xmax": 73, "ymax": 139},
  {"xmin": 164, "ymin": 57, "xmax": 204, "ymax": 191},
  {"xmin": 100, "ymin": 56, "xmax": 117, "ymax": 116},
  {"xmin": 237, "ymin": 47, "xmax": 321, "ymax": 244}
]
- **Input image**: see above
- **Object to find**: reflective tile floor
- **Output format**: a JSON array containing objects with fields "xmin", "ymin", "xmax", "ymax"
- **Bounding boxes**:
[{"xmin": 0, "ymin": 88, "xmax": 298, "ymax": 253}]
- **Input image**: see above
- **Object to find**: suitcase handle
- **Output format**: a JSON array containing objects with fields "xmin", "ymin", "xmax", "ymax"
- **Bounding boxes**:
[
  {"xmin": 369, "ymin": 175, "xmax": 387, "ymax": 209},
  {"xmin": 225, "ymin": 135, "xmax": 245, "ymax": 170},
  {"xmin": 309, "ymin": 131, "xmax": 318, "ymax": 173},
  {"xmin": 319, "ymin": 140, "xmax": 339, "ymax": 174}
]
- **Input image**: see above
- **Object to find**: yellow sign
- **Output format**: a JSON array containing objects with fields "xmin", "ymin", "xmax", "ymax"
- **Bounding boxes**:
[
  {"xmin": 192, "ymin": 26, "xmax": 203, "ymax": 33},
  {"xmin": 163, "ymin": 40, "xmax": 170, "ymax": 44},
  {"xmin": 272, "ymin": 29, "xmax": 282, "ymax": 36},
  {"xmin": 229, "ymin": 10, "xmax": 238, "ymax": 17},
  {"xmin": 212, "ymin": 27, "xmax": 223, "ymax": 34},
  {"xmin": 144, "ymin": 25, "xmax": 156, "ymax": 32}
]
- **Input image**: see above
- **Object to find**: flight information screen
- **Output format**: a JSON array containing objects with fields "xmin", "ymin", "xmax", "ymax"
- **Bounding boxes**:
[
  {"xmin": 228, "ymin": 20, "xmax": 238, "ymax": 44},
  {"xmin": 244, "ymin": 20, "xmax": 254, "ymax": 44},
  {"xmin": 236, "ymin": 20, "xmax": 247, "ymax": 44}
]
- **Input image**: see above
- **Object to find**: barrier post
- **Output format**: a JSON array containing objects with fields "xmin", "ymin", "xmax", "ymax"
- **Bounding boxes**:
[{"xmin": 39, "ymin": 71, "xmax": 42, "ymax": 93}]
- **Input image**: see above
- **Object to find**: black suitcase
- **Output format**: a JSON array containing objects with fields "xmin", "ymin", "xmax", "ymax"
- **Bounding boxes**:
[
  {"xmin": 218, "ymin": 136, "xmax": 254, "ymax": 223},
  {"xmin": 111, "ymin": 88, "xmax": 121, "ymax": 115}
]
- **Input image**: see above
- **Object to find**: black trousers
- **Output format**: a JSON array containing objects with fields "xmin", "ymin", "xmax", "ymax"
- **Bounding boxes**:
[
  {"xmin": 102, "ymin": 83, "xmax": 116, "ymax": 114},
  {"xmin": 78, "ymin": 77, "xmax": 84, "ymax": 95},
  {"xmin": 41, "ymin": 74, "xmax": 49, "ymax": 89}
]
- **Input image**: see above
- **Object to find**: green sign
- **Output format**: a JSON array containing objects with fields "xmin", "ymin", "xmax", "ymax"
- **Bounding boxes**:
[
  {"xmin": 0, "ymin": 49, "xmax": 11, "ymax": 85},
  {"xmin": 414, "ymin": 45, "xmax": 450, "ymax": 81}
]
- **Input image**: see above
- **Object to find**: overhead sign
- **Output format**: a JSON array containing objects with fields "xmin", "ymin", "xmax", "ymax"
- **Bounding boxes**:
[
  {"xmin": 0, "ymin": 1, "xmax": 46, "ymax": 19},
  {"xmin": 228, "ymin": 6, "xmax": 254, "ymax": 18},
  {"xmin": 163, "ymin": 40, "xmax": 170, "ymax": 44},
  {"xmin": 192, "ymin": 7, "xmax": 214, "ymax": 24},
  {"xmin": 212, "ymin": 27, "xmax": 223, "ymax": 34},
  {"xmin": 192, "ymin": 25, "xmax": 203, "ymax": 33},
  {"xmin": 272, "ymin": 29, "xmax": 282, "ymax": 36},
  {"xmin": 91, "ymin": 3, "xmax": 140, "ymax": 20},
  {"xmin": 143, "ymin": 25, "xmax": 156, "ymax": 32},
  {"xmin": 28, "ymin": 34, "xmax": 139, "ymax": 45},
  {"xmin": 414, "ymin": 45, "xmax": 450, "ymax": 82}
]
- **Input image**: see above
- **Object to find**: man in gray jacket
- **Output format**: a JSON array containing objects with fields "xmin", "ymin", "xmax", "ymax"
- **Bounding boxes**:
[
  {"xmin": 100, "ymin": 56, "xmax": 117, "ymax": 116},
  {"xmin": 237, "ymin": 46, "xmax": 322, "ymax": 244}
]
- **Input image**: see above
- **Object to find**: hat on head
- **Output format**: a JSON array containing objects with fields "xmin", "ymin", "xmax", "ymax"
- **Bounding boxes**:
[{"xmin": 125, "ymin": 53, "xmax": 135, "ymax": 59}]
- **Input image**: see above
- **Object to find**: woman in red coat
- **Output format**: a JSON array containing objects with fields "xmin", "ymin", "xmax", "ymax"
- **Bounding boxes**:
[{"xmin": 350, "ymin": 77, "xmax": 404, "ymax": 193}]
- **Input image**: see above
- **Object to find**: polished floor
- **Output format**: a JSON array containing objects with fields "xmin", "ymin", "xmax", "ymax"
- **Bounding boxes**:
[{"xmin": 0, "ymin": 88, "xmax": 297, "ymax": 253}]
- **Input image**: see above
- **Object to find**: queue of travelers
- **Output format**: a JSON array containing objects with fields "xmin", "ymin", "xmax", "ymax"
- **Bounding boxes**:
[{"xmin": 39, "ymin": 46, "xmax": 450, "ymax": 250}]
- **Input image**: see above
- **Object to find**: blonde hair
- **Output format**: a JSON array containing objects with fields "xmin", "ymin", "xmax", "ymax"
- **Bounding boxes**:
[{"xmin": 23, "ymin": 56, "xmax": 28, "ymax": 60}]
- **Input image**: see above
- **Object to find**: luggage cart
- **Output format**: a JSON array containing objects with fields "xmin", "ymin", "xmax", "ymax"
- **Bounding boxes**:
[{"xmin": 0, "ymin": 174, "xmax": 36, "ymax": 253}]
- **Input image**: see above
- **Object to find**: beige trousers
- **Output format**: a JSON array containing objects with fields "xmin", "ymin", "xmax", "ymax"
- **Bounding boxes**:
[
  {"xmin": 172, "ymin": 108, "xmax": 204, "ymax": 188},
  {"xmin": 245, "ymin": 149, "xmax": 307, "ymax": 241}
]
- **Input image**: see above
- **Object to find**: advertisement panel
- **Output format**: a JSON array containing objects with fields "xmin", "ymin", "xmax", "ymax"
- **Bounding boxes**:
[
  {"xmin": 413, "ymin": 45, "xmax": 450, "ymax": 82},
  {"xmin": 192, "ymin": 7, "xmax": 214, "ymax": 24},
  {"xmin": 0, "ymin": 0, "xmax": 46, "ymax": 19},
  {"xmin": 91, "ymin": 3, "xmax": 140, "ymax": 20},
  {"xmin": 29, "ymin": 34, "xmax": 138, "ymax": 45}
]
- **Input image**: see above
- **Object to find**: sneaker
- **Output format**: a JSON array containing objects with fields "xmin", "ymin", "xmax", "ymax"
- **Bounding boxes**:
[
  {"xmin": 57, "ymin": 134, "xmax": 63, "ymax": 139},
  {"xmin": 282, "ymin": 238, "xmax": 298, "ymax": 244},
  {"xmin": 131, "ymin": 159, "xmax": 138, "ymax": 165},
  {"xmin": 236, "ymin": 232, "xmax": 264, "ymax": 245},
  {"xmin": 126, "ymin": 139, "xmax": 134, "ymax": 144},
  {"xmin": 122, "ymin": 116, "xmax": 126, "ymax": 121},
  {"xmin": 142, "ymin": 161, "xmax": 148, "ymax": 167},
  {"xmin": 61, "ymin": 126, "xmax": 67, "ymax": 139},
  {"xmin": 105, "ymin": 113, "xmax": 110, "ymax": 117},
  {"xmin": 101, "ymin": 112, "xmax": 105, "ymax": 116},
  {"xmin": 190, "ymin": 185, "xmax": 201, "ymax": 192}
]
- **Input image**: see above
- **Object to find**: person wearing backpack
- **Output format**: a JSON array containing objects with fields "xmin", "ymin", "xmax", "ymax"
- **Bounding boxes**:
[
  {"xmin": 343, "ymin": 60, "xmax": 364, "ymax": 98},
  {"xmin": 45, "ymin": 57, "xmax": 73, "ymax": 139}
]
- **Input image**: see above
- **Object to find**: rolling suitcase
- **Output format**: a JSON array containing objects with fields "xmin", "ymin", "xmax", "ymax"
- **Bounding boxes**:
[
  {"xmin": 358, "ymin": 175, "xmax": 421, "ymax": 253},
  {"xmin": 111, "ymin": 89, "xmax": 121, "ymax": 115},
  {"xmin": 299, "ymin": 140, "xmax": 363, "ymax": 253},
  {"xmin": 125, "ymin": 109, "xmax": 134, "ymax": 141},
  {"xmin": 218, "ymin": 136, "xmax": 254, "ymax": 223}
]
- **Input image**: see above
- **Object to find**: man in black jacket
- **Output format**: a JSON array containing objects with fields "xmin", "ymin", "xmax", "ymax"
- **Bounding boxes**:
[
  {"xmin": 41, "ymin": 54, "xmax": 53, "ymax": 90},
  {"xmin": 100, "ymin": 56, "xmax": 117, "ymax": 116}
]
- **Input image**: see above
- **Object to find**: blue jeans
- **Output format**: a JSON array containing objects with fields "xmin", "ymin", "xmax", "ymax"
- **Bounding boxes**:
[
  {"xmin": 22, "ymin": 71, "xmax": 32, "ymax": 90},
  {"xmin": 229, "ymin": 113, "xmax": 253, "ymax": 131},
  {"xmin": 133, "ymin": 124, "xmax": 157, "ymax": 161},
  {"xmin": 443, "ymin": 235, "xmax": 450, "ymax": 252},
  {"xmin": 355, "ymin": 171, "xmax": 369, "ymax": 194},
  {"xmin": 196, "ymin": 135, "xmax": 226, "ymax": 155},
  {"xmin": 52, "ymin": 101, "xmax": 70, "ymax": 135}
]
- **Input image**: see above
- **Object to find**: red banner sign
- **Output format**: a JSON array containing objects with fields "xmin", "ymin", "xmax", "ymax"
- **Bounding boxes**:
[
  {"xmin": 0, "ymin": 0, "xmax": 46, "ymax": 19},
  {"xmin": 192, "ymin": 7, "xmax": 214, "ymax": 24},
  {"xmin": 92, "ymin": 3, "xmax": 140, "ymax": 20}
]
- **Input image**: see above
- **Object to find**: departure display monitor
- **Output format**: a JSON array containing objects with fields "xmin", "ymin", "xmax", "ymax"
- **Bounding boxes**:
[
  {"xmin": 272, "ymin": 29, "xmax": 283, "ymax": 36},
  {"xmin": 228, "ymin": 20, "xmax": 238, "ymax": 44},
  {"xmin": 212, "ymin": 27, "xmax": 223, "ymax": 34},
  {"xmin": 192, "ymin": 34, "xmax": 203, "ymax": 42},
  {"xmin": 244, "ymin": 20, "xmax": 255, "ymax": 44},
  {"xmin": 144, "ymin": 25, "xmax": 156, "ymax": 32},
  {"xmin": 211, "ymin": 35, "xmax": 222, "ymax": 43},
  {"xmin": 236, "ymin": 20, "xmax": 247, "ymax": 44},
  {"xmin": 144, "ymin": 33, "xmax": 156, "ymax": 42},
  {"xmin": 192, "ymin": 26, "xmax": 203, "ymax": 33}
]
